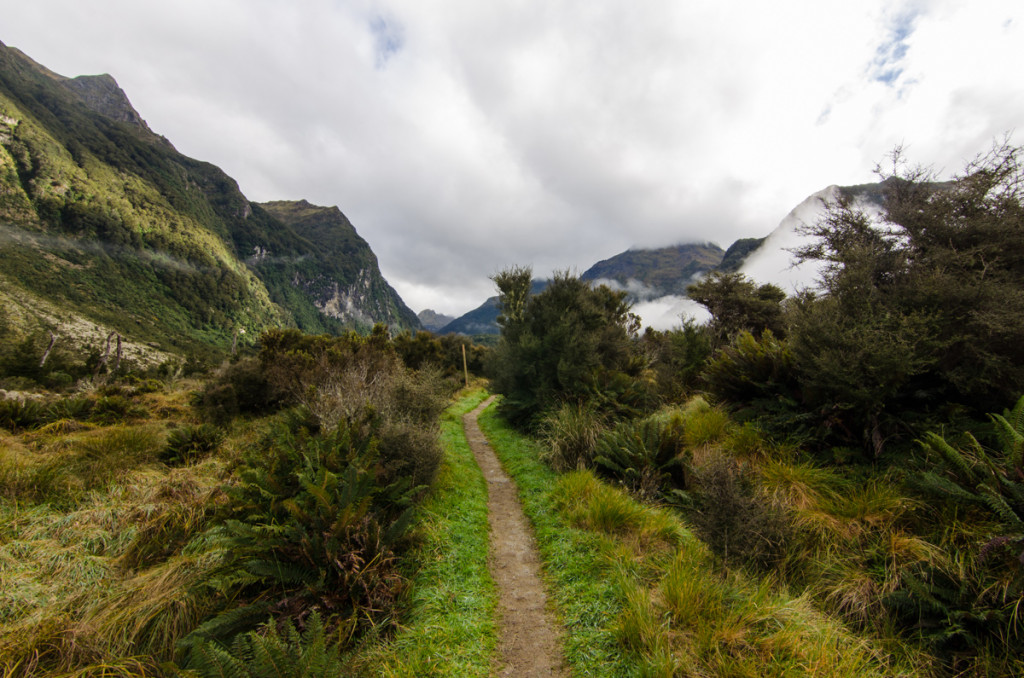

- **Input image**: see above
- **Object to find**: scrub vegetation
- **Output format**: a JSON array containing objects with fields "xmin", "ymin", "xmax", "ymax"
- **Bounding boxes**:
[
  {"xmin": 480, "ymin": 141, "xmax": 1024, "ymax": 677},
  {"xmin": 0, "ymin": 326, "xmax": 486, "ymax": 676}
]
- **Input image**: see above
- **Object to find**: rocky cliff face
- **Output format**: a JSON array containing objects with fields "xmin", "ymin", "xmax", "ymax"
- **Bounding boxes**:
[
  {"xmin": 0, "ymin": 42, "xmax": 419, "ymax": 356},
  {"xmin": 62, "ymin": 74, "xmax": 150, "ymax": 129},
  {"xmin": 257, "ymin": 200, "xmax": 420, "ymax": 333},
  {"xmin": 418, "ymin": 309, "xmax": 455, "ymax": 332}
]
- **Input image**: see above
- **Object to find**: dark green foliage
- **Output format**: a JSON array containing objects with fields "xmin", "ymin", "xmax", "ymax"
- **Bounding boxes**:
[
  {"xmin": 0, "ymin": 397, "xmax": 47, "ymax": 431},
  {"xmin": 593, "ymin": 412, "xmax": 689, "ymax": 502},
  {"xmin": 182, "ymin": 613, "xmax": 343, "ymax": 678},
  {"xmin": 391, "ymin": 329, "xmax": 490, "ymax": 378},
  {"xmin": 639, "ymin": 320, "xmax": 713, "ymax": 403},
  {"xmin": 162, "ymin": 424, "xmax": 225, "ymax": 466},
  {"xmin": 190, "ymin": 413, "xmax": 415, "ymax": 649},
  {"xmin": 889, "ymin": 396, "xmax": 1024, "ymax": 659},
  {"xmin": 688, "ymin": 271, "xmax": 786, "ymax": 346},
  {"xmin": 787, "ymin": 142, "xmax": 1024, "ymax": 452},
  {"xmin": 701, "ymin": 330, "xmax": 809, "ymax": 438},
  {"xmin": 392, "ymin": 330, "xmax": 446, "ymax": 370},
  {"xmin": 489, "ymin": 269, "xmax": 649, "ymax": 427}
]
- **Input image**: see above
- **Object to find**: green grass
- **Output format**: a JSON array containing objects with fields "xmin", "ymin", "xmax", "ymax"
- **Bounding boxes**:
[
  {"xmin": 478, "ymin": 400, "xmax": 914, "ymax": 677},
  {"xmin": 477, "ymin": 403, "xmax": 633, "ymax": 675},
  {"xmin": 348, "ymin": 388, "xmax": 498, "ymax": 677}
]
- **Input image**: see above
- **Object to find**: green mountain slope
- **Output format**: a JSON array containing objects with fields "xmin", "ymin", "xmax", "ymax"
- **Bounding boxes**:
[
  {"xmin": 580, "ymin": 242, "xmax": 725, "ymax": 298},
  {"xmin": 256, "ymin": 199, "xmax": 420, "ymax": 332},
  {"xmin": 0, "ymin": 41, "xmax": 417, "ymax": 360}
]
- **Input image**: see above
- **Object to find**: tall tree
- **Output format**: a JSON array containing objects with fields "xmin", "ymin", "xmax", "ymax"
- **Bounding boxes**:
[
  {"xmin": 489, "ymin": 270, "xmax": 647, "ymax": 427},
  {"xmin": 687, "ymin": 271, "xmax": 786, "ymax": 346},
  {"xmin": 789, "ymin": 140, "xmax": 1024, "ymax": 452}
]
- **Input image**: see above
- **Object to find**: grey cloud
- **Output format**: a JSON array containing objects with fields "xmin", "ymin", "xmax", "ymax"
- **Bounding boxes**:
[{"xmin": 1, "ymin": 0, "xmax": 1021, "ymax": 317}]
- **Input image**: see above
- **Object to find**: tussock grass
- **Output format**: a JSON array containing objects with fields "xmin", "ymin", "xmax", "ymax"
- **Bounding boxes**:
[
  {"xmin": 554, "ymin": 471, "xmax": 684, "ymax": 550},
  {"xmin": 478, "ymin": 400, "xmax": 911, "ymax": 677},
  {"xmin": 540, "ymin": 401, "xmax": 606, "ymax": 471},
  {"xmin": 0, "ymin": 381, "xmax": 227, "ymax": 677}
]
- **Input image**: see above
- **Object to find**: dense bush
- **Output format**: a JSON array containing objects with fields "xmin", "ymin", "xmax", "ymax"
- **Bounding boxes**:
[
  {"xmin": 182, "ymin": 413, "xmax": 417, "ymax": 654},
  {"xmin": 788, "ymin": 142, "xmax": 1024, "ymax": 453},
  {"xmin": 637, "ymin": 320, "xmax": 713, "ymax": 403},
  {"xmin": 488, "ymin": 268, "xmax": 651, "ymax": 428},
  {"xmin": 687, "ymin": 271, "xmax": 786, "ymax": 346},
  {"xmin": 687, "ymin": 451, "xmax": 790, "ymax": 570},
  {"xmin": 196, "ymin": 357, "xmax": 276, "ymax": 424}
]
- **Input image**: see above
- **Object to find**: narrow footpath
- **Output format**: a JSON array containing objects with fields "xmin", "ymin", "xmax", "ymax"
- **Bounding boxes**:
[{"xmin": 463, "ymin": 397, "xmax": 566, "ymax": 677}]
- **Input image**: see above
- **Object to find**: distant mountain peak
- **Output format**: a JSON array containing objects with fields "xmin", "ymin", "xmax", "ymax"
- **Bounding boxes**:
[{"xmin": 418, "ymin": 309, "xmax": 455, "ymax": 332}]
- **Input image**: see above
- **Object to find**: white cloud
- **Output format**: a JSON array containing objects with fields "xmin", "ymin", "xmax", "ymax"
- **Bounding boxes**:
[
  {"xmin": 632, "ymin": 296, "xmax": 710, "ymax": 332},
  {"xmin": 1, "ymin": 0, "xmax": 1021, "ymax": 317}
]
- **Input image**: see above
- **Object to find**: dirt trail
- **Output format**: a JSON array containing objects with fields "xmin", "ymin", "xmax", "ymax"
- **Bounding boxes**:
[{"xmin": 464, "ymin": 397, "xmax": 566, "ymax": 677}]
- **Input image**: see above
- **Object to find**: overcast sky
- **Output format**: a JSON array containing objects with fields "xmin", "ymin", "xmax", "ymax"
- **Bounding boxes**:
[{"xmin": 1, "ymin": 1, "xmax": 1021, "ymax": 317}]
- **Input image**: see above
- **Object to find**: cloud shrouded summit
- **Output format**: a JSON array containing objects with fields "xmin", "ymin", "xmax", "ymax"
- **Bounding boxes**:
[{"xmin": 1, "ymin": 0, "xmax": 1021, "ymax": 316}]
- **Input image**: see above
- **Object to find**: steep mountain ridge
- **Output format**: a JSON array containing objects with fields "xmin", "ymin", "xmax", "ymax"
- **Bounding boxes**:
[{"xmin": 0, "ymin": 41, "xmax": 418, "ymax": 361}]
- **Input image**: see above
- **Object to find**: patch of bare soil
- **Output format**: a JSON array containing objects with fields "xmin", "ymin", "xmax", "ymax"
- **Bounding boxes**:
[{"xmin": 464, "ymin": 397, "xmax": 566, "ymax": 677}]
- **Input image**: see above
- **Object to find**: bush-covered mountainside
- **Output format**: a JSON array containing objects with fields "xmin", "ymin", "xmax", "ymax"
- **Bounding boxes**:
[
  {"xmin": 255, "ymin": 199, "xmax": 420, "ymax": 333},
  {"xmin": 0, "ymin": 41, "xmax": 418, "ymax": 360},
  {"xmin": 580, "ymin": 242, "xmax": 725, "ymax": 298}
]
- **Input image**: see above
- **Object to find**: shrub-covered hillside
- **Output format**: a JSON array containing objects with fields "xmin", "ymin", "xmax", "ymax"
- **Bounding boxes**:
[{"xmin": 485, "ymin": 141, "xmax": 1024, "ymax": 677}]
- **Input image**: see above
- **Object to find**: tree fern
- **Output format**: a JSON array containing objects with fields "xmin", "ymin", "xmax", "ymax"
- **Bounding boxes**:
[{"xmin": 193, "ymin": 412, "xmax": 414, "ymax": 649}]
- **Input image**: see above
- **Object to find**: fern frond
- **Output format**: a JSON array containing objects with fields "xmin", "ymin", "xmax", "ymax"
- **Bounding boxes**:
[
  {"xmin": 921, "ymin": 431, "xmax": 978, "ymax": 483},
  {"xmin": 978, "ymin": 485, "xmax": 1024, "ymax": 530}
]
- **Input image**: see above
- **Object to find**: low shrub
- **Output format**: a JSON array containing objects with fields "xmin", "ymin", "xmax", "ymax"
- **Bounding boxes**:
[
  {"xmin": 161, "ymin": 424, "xmax": 225, "ymax": 466},
  {"xmin": 0, "ymin": 398, "xmax": 47, "ymax": 431},
  {"xmin": 47, "ymin": 396, "xmax": 94, "ymax": 421},
  {"xmin": 540, "ymin": 401, "xmax": 606, "ymax": 472},
  {"xmin": 91, "ymin": 395, "xmax": 147, "ymax": 425},
  {"xmin": 181, "ymin": 613, "xmax": 343, "ymax": 678},
  {"xmin": 182, "ymin": 414, "xmax": 418, "ymax": 653},
  {"xmin": 593, "ymin": 412, "xmax": 688, "ymax": 502},
  {"xmin": 687, "ymin": 451, "xmax": 789, "ymax": 570}
]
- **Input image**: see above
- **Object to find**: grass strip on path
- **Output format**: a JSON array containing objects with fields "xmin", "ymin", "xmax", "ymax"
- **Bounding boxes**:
[
  {"xmin": 477, "ymin": 402, "xmax": 634, "ymax": 676},
  {"xmin": 352, "ymin": 388, "xmax": 497, "ymax": 677}
]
